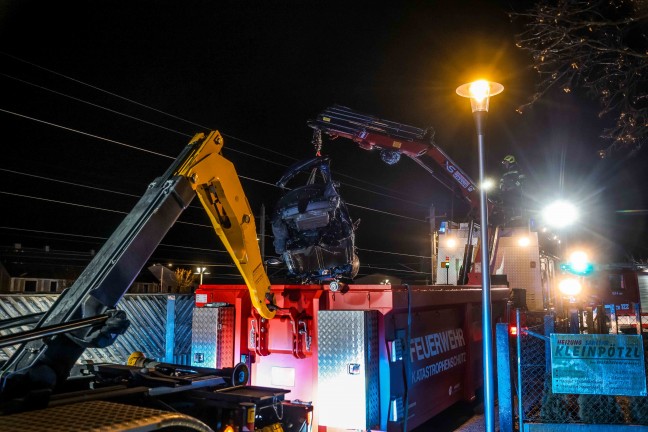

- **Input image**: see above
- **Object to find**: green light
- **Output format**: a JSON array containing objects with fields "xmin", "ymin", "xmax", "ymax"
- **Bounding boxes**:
[{"xmin": 560, "ymin": 261, "xmax": 594, "ymax": 276}]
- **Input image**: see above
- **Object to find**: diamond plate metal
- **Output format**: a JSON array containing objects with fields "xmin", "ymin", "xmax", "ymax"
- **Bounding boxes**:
[
  {"xmin": 639, "ymin": 275, "xmax": 648, "ymax": 309},
  {"xmin": 0, "ymin": 294, "xmax": 194, "ymax": 364},
  {"xmin": 317, "ymin": 310, "xmax": 379, "ymax": 430},
  {"xmin": 173, "ymin": 295, "xmax": 195, "ymax": 364},
  {"xmin": 493, "ymin": 232, "xmax": 543, "ymax": 310},
  {"xmin": 191, "ymin": 306, "xmax": 235, "ymax": 368},
  {"xmin": 0, "ymin": 400, "xmax": 213, "ymax": 432}
]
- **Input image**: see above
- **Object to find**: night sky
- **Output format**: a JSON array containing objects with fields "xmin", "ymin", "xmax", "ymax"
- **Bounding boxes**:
[{"xmin": 1, "ymin": 0, "xmax": 646, "ymax": 284}]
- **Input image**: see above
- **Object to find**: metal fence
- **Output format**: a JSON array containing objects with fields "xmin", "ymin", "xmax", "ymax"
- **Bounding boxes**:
[
  {"xmin": 510, "ymin": 311, "xmax": 648, "ymax": 430},
  {"xmin": 0, "ymin": 293, "xmax": 194, "ymax": 365}
]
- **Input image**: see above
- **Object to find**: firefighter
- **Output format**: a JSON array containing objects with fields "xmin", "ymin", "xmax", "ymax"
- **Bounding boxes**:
[{"xmin": 498, "ymin": 155, "xmax": 525, "ymax": 223}]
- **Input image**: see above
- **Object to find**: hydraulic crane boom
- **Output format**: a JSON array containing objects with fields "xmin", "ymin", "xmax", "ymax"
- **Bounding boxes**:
[
  {"xmin": 308, "ymin": 105, "xmax": 482, "ymax": 213},
  {"xmin": 0, "ymin": 131, "xmax": 275, "ymax": 396},
  {"xmin": 177, "ymin": 131, "xmax": 276, "ymax": 319}
]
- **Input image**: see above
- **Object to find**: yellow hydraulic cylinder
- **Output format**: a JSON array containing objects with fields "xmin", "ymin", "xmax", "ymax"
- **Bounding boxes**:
[{"xmin": 176, "ymin": 131, "xmax": 275, "ymax": 319}]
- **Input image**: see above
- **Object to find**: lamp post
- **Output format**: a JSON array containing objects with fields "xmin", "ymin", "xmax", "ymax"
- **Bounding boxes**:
[
  {"xmin": 456, "ymin": 79, "xmax": 503, "ymax": 432},
  {"xmin": 195, "ymin": 267, "xmax": 210, "ymax": 285}
]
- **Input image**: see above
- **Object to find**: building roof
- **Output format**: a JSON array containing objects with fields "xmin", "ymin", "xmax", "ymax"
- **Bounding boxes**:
[{"xmin": 0, "ymin": 246, "xmax": 161, "ymax": 283}]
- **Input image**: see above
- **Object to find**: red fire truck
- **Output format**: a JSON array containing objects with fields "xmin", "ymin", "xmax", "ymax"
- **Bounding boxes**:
[
  {"xmin": 190, "ymin": 106, "xmax": 562, "ymax": 431},
  {"xmin": 194, "ymin": 282, "xmax": 509, "ymax": 431},
  {"xmin": 583, "ymin": 264, "xmax": 648, "ymax": 333}
]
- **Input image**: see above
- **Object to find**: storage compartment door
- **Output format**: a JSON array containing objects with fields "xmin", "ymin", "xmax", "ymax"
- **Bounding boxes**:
[
  {"xmin": 191, "ymin": 306, "xmax": 234, "ymax": 368},
  {"xmin": 317, "ymin": 310, "xmax": 379, "ymax": 430}
]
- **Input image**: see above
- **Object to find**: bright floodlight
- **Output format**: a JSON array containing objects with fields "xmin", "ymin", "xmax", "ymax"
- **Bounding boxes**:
[
  {"xmin": 481, "ymin": 178, "xmax": 496, "ymax": 191},
  {"xmin": 446, "ymin": 237, "xmax": 458, "ymax": 248},
  {"xmin": 518, "ymin": 237, "xmax": 530, "ymax": 247},
  {"xmin": 558, "ymin": 277, "xmax": 582, "ymax": 296},
  {"xmin": 569, "ymin": 251, "xmax": 589, "ymax": 273},
  {"xmin": 456, "ymin": 79, "xmax": 504, "ymax": 112},
  {"xmin": 542, "ymin": 200, "xmax": 578, "ymax": 228}
]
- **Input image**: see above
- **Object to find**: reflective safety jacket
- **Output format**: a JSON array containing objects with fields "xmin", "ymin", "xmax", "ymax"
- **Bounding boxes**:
[{"xmin": 499, "ymin": 164, "xmax": 525, "ymax": 192}]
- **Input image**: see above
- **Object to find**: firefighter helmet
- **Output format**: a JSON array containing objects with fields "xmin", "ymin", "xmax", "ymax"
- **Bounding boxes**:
[{"xmin": 503, "ymin": 155, "xmax": 516, "ymax": 165}]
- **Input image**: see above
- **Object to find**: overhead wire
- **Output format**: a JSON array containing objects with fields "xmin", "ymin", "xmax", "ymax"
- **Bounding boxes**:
[
  {"xmin": 0, "ymin": 108, "xmax": 427, "ymax": 222},
  {"xmin": 5, "ymin": 49, "xmax": 427, "ymax": 205},
  {"xmin": 0, "ymin": 107, "xmax": 174, "ymax": 159},
  {"xmin": 0, "ymin": 74, "xmax": 426, "ymax": 208},
  {"xmin": 0, "ymin": 72, "xmax": 194, "ymax": 139},
  {"xmin": 356, "ymin": 247, "xmax": 431, "ymax": 260},
  {"xmin": 1, "ymin": 132, "xmax": 431, "ymax": 260},
  {"xmin": 0, "ymin": 53, "xmax": 430, "ymax": 207},
  {"xmin": 1, "ymin": 52, "xmax": 299, "ymax": 162},
  {"xmin": 0, "ymin": 169, "xmax": 423, "ymax": 248},
  {"xmin": 0, "ymin": 226, "xmax": 230, "ymax": 255},
  {"xmin": 360, "ymin": 265, "xmax": 430, "ymax": 275},
  {"xmin": 0, "ymin": 54, "xmax": 442, "ymax": 272},
  {"xmin": 0, "ymin": 168, "xmax": 141, "ymax": 198}
]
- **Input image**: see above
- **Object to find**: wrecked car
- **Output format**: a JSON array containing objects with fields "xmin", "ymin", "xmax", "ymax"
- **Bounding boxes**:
[{"xmin": 271, "ymin": 156, "xmax": 359, "ymax": 284}]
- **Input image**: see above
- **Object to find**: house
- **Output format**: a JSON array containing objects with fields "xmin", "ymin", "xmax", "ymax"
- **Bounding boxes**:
[
  {"xmin": 0, "ymin": 245, "xmax": 178, "ymax": 294},
  {"xmin": 0, "ymin": 260, "xmax": 77, "ymax": 294}
]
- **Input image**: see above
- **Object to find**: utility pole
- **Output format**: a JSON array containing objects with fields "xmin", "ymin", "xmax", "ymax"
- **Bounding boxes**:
[
  {"xmin": 260, "ymin": 204, "xmax": 266, "ymax": 262},
  {"xmin": 430, "ymin": 204, "xmax": 437, "ymax": 284}
]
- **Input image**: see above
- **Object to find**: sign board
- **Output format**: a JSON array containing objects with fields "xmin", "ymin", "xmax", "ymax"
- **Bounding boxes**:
[{"xmin": 550, "ymin": 333, "xmax": 646, "ymax": 396}]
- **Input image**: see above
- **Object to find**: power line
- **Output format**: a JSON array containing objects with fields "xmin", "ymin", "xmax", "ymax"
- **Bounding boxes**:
[
  {"xmin": 0, "ymin": 168, "xmax": 273, "ymax": 228},
  {"xmin": 0, "ymin": 226, "xmax": 229, "ymax": 255},
  {"xmin": 0, "ymin": 73, "xmax": 194, "ymax": 139},
  {"xmin": 1, "ymin": 51, "xmax": 297, "ymax": 162},
  {"xmin": 0, "ymin": 223, "xmax": 432, "ymax": 262},
  {"xmin": 357, "ymin": 247, "xmax": 431, "ymax": 259},
  {"xmin": 0, "ymin": 190, "xmax": 126, "ymax": 214},
  {"xmin": 0, "ymin": 190, "xmax": 222, "ymax": 231},
  {"xmin": 0, "ymin": 56, "xmax": 444, "ymax": 270},
  {"xmin": 1, "ymin": 175, "xmax": 432, "ymax": 259},
  {"xmin": 1, "ymin": 52, "xmax": 430, "ymax": 207},
  {"xmin": 0, "ymin": 112, "xmax": 426, "ymax": 222},
  {"xmin": 346, "ymin": 203, "xmax": 427, "ymax": 222},
  {"xmin": 360, "ymin": 264, "xmax": 430, "ymax": 275},
  {"xmin": 0, "ymin": 168, "xmax": 141, "ymax": 198},
  {"xmin": 0, "ymin": 107, "xmax": 174, "ymax": 159}
]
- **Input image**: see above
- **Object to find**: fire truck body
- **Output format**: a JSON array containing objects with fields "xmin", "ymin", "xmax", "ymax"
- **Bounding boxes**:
[
  {"xmin": 194, "ymin": 283, "xmax": 509, "ymax": 431},
  {"xmin": 574, "ymin": 266, "xmax": 648, "ymax": 335},
  {"xmin": 436, "ymin": 222, "xmax": 560, "ymax": 314},
  {"xmin": 586, "ymin": 266, "xmax": 648, "ymax": 312}
]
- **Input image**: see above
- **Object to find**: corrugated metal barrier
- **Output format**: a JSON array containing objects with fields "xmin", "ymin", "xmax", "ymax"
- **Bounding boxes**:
[{"xmin": 0, "ymin": 294, "xmax": 194, "ymax": 365}]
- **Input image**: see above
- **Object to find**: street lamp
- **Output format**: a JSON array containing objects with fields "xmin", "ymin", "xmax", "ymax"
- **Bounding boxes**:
[
  {"xmin": 542, "ymin": 200, "xmax": 578, "ymax": 229},
  {"xmin": 195, "ymin": 266, "xmax": 210, "ymax": 285},
  {"xmin": 456, "ymin": 79, "xmax": 503, "ymax": 432}
]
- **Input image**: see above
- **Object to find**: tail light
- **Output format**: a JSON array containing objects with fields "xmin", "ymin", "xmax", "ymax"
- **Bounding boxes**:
[{"xmin": 508, "ymin": 308, "xmax": 527, "ymax": 336}]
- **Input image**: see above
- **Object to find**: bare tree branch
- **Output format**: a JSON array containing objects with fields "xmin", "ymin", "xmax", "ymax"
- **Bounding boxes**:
[{"xmin": 511, "ymin": 0, "xmax": 648, "ymax": 156}]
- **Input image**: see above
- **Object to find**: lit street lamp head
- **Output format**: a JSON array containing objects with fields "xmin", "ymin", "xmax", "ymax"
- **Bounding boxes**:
[
  {"xmin": 194, "ymin": 266, "xmax": 210, "ymax": 285},
  {"xmin": 456, "ymin": 79, "xmax": 504, "ymax": 112}
]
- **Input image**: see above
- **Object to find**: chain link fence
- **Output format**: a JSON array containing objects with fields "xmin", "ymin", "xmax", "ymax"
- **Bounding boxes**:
[{"xmin": 514, "ymin": 313, "xmax": 648, "ymax": 428}]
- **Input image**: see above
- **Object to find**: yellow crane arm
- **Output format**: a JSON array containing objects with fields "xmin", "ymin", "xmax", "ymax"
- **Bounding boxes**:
[{"xmin": 176, "ymin": 131, "xmax": 276, "ymax": 319}]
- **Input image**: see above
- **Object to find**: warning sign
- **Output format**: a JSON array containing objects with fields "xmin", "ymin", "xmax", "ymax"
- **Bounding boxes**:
[{"xmin": 550, "ymin": 333, "xmax": 646, "ymax": 396}]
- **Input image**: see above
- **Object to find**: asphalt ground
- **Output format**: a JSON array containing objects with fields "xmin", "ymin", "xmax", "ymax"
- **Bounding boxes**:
[
  {"xmin": 411, "ymin": 394, "xmax": 500, "ymax": 432},
  {"xmin": 453, "ymin": 412, "xmax": 499, "ymax": 432}
]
